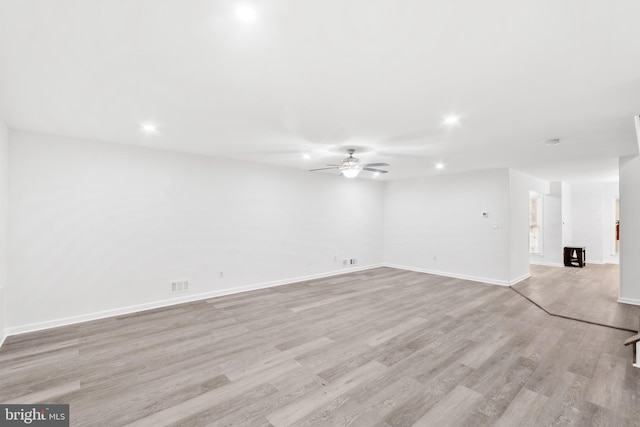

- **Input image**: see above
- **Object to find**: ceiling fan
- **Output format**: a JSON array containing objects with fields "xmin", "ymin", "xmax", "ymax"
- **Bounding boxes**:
[{"xmin": 309, "ymin": 149, "xmax": 389, "ymax": 178}]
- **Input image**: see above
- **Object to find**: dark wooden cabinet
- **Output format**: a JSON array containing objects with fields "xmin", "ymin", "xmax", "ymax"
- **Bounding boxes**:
[{"xmin": 563, "ymin": 246, "xmax": 586, "ymax": 268}]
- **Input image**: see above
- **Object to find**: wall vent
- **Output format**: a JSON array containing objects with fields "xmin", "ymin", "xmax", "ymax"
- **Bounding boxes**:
[{"xmin": 171, "ymin": 280, "xmax": 189, "ymax": 293}]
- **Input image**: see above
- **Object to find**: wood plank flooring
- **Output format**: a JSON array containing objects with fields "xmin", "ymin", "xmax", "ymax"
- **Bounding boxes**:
[
  {"xmin": 514, "ymin": 264, "xmax": 640, "ymax": 331},
  {"xmin": 1, "ymin": 267, "xmax": 640, "ymax": 426}
]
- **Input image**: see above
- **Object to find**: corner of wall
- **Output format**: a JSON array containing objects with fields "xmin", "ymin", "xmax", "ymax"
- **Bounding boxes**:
[
  {"xmin": 619, "ymin": 155, "xmax": 640, "ymax": 303},
  {"xmin": 383, "ymin": 169, "xmax": 513, "ymax": 284},
  {"xmin": 507, "ymin": 169, "xmax": 550, "ymax": 283},
  {"xmin": 0, "ymin": 118, "xmax": 8, "ymax": 348}
]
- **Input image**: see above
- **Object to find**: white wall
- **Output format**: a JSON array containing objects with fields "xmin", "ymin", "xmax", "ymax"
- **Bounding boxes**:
[
  {"xmin": 545, "ymin": 182, "xmax": 564, "ymax": 265},
  {"xmin": 571, "ymin": 183, "xmax": 603, "ymax": 263},
  {"xmin": 7, "ymin": 131, "xmax": 384, "ymax": 332},
  {"xmin": 619, "ymin": 155, "xmax": 640, "ymax": 305},
  {"xmin": 561, "ymin": 182, "xmax": 573, "ymax": 249},
  {"xmin": 508, "ymin": 170, "xmax": 549, "ymax": 281},
  {"xmin": 570, "ymin": 182, "xmax": 619, "ymax": 264},
  {"xmin": 5, "ymin": 127, "xmax": 625, "ymax": 336},
  {"xmin": 384, "ymin": 169, "xmax": 512, "ymax": 285},
  {"xmin": 0, "ymin": 120, "xmax": 7, "ymax": 346}
]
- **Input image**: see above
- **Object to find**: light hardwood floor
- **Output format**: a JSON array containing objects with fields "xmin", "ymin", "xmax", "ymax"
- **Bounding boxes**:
[
  {"xmin": 514, "ymin": 264, "xmax": 640, "ymax": 332},
  {"xmin": 1, "ymin": 267, "xmax": 640, "ymax": 426}
]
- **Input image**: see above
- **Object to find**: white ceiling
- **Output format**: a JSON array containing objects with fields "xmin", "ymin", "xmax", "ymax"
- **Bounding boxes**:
[{"xmin": 1, "ymin": 0, "xmax": 639, "ymax": 182}]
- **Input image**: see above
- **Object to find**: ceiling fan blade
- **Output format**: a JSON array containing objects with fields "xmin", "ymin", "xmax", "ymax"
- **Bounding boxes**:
[
  {"xmin": 363, "ymin": 163, "xmax": 389, "ymax": 167},
  {"xmin": 363, "ymin": 168, "xmax": 388, "ymax": 173},
  {"xmin": 309, "ymin": 167, "xmax": 341, "ymax": 171}
]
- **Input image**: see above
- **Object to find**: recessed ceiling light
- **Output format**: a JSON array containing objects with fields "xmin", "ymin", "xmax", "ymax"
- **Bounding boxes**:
[
  {"xmin": 235, "ymin": 5, "xmax": 257, "ymax": 22},
  {"xmin": 302, "ymin": 154, "xmax": 311, "ymax": 160},
  {"xmin": 435, "ymin": 162, "xmax": 445, "ymax": 170},
  {"xmin": 545, "ymin": 138, "xmax": 560, "ymax": 146},
  {"xmin": 141, "ymin": 123, "xmax": 157, "ymax": 134},
  {"xmin": 443, "ymin": 115, "xmax": 460, "ymax": 126}
]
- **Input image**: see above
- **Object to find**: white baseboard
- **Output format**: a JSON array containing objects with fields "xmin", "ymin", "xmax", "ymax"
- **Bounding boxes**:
[
  {"xmin": 618, "ymin": 296, "xmax": 640, "ymax": 307},
  {"xmin": 509, "ymin": 273, "xmax": 531, "ymax": 286},
  {"xmin": 0, "ymin": 333, "xmax": 6, "ymax": 349},
  {"xmin": 4, "ymin": 264, "xmax": 382, "ymax": 337},
  {"xmin": 530, "ymin": 260, "xmax": 564, "ymax": 268},
  {"xmin": 533, "ymin": 260, "xmax": 609, "ymax": 267},
  {"xmin": 383, "ymin": 263, "xmax": 519, "ymax": 287}
]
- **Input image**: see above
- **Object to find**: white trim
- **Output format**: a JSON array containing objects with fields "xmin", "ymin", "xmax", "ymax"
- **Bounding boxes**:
[
  {"xmin": 633, "ymin": 363, "xmax": 640, "ymax": 369},
  {"xmin": 618, "ymin": 296, "xmax": 640, "ymax": 307},
  {"xmin": 0, "ymin": 333, "xmax": 6, "ymax": 349},
  {"xmin": 383, "ymin": 263, "xmax": 523, "ymax": 287},
  {"xmin": 529, "ymin": 260, "xmax": 564, "ymax": 268},
  {"xmin": 635, "ymin": 115, "xmax": 640, "ymax": 150},
  {"xmin": 4, "ymin": 264, "xmax": 382, "ymax": 337},
  {"xmin": 586, "ymin": 260, "xmax": 606, "ymax": 265},
  {"xmin": 509, "ymin": 273, "xmax": 531, "ymax": 286}
]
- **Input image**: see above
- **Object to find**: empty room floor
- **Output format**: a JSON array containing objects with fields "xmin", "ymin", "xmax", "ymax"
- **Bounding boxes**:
[
  {"xmin": 1, "ymin": 267, "xmax": 640, "ymax": 426},
  {"xmin": 513, "ymin": 264, "xmax": 640, "ymax": 332}
]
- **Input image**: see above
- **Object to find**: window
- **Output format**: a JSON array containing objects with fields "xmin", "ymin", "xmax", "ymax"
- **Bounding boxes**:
[{"xmin": 529, "ymin": 192, "xmax": 543, "ymax": 254}]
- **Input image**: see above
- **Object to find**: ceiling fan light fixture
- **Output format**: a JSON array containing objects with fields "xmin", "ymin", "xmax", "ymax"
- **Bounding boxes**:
[
  {"xmin": 308, "ymin": 148, "xmax": 388, "ymax": 178},
  {"xmin": 341, "ymin": 168, "xmax": 361, "ymax": 178}
]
